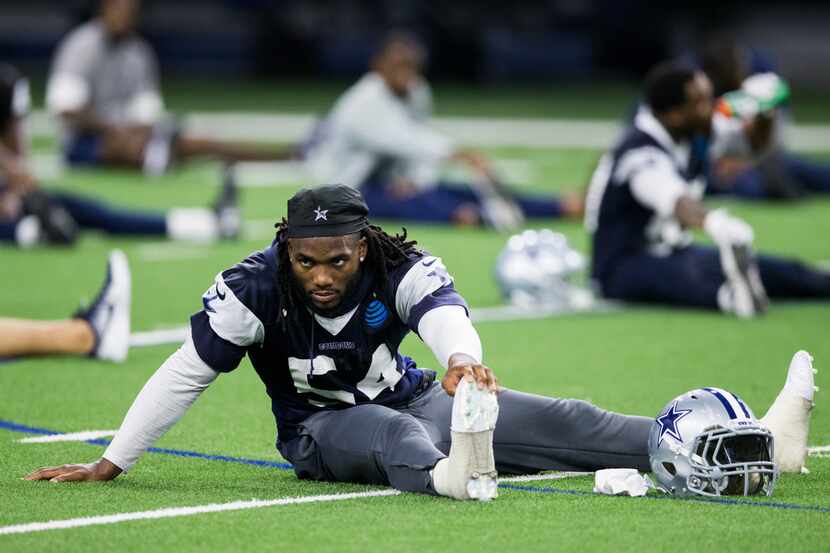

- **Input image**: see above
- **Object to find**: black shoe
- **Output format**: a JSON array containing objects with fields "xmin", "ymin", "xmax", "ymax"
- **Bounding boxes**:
[{"xmin": 21, "ymin": 189, "xmax": 78, "ymax": 245}]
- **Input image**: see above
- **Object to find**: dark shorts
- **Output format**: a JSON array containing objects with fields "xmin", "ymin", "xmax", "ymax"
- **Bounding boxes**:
[{"xmin": 65, "ymin": 133, "xmax": 103, "ymax": 166}]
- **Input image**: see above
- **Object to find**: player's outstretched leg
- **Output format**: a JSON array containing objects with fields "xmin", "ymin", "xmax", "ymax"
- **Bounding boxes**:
[
  {"xmin": 760, "ymin": 350, "xmax": 818, "ymax": 473},
  {"xmin": 431, "ymin": 378, "xmax": 499, "ymax": 501},
  {"xmin": 74, "ymin": 250, "xmax": 132, "ymax": 363}
]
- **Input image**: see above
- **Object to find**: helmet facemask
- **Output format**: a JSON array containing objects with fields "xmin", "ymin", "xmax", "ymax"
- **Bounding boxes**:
[{"xmin": 686, "ymin": 425, "xmax": 777, "ymax": 497}]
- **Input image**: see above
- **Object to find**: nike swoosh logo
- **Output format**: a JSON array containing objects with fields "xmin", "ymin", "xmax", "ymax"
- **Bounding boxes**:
[
  {"xmin": 422, "ymin": 258, "xmax": 437, "ymax": 267},
  {"xmin": 94, "ymin": 304, "xmax": 115, "ymax": 348},
  {"xmin": 216, "ymin": 285, "xmax": 226, "ymax": 300}
]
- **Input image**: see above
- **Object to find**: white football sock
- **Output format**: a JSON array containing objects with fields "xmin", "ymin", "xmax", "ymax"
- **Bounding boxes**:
[
  {"xmin": 166, "ymin": 208, "xmax": 218, "ymax": 243},
  {"xmin": 15, "ymin": 215, "xmax": 41, "ymax": 248},
  {"xmin": 760, "ymin": 351, "xmax": 817, "ymax": 473}
]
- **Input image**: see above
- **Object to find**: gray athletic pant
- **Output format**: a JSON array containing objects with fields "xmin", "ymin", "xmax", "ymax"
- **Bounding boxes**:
[{"xmin": 279, "ymin": 381, "xmax": 652, "ymax": 494}]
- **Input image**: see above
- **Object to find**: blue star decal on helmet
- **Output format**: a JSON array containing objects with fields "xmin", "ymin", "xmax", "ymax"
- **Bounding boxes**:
[{"xmin": 655, "ymin": 401, "xmax": 693, "ymax": 446}]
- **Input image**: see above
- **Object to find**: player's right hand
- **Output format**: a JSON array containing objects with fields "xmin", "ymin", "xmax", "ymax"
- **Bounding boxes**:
[
  {"xmin": 24, "ymin": 458, "xmax": 122, "ymax": 483},
  {"xmin": 443, "ymin": 355, "xmax": 499, "ymax": 396}
]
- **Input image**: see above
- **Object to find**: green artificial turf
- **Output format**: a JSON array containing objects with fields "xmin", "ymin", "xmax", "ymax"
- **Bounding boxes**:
[{"xmin": 1, "ymin": 93, "xmax": 829, "ymax": 551}]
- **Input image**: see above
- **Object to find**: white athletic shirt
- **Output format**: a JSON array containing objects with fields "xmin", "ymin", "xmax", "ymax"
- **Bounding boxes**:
[
  {"xmin": 46, "ymin": 20, "xmax": 164, "ymax": 138},
  {"xmin": 304, "ymin": 73, "xmax": 455, "ymax": 188}
]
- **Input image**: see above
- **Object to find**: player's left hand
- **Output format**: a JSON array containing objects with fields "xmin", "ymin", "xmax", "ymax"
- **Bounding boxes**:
[{"xmin": 443, "ymin": 356, "xmax": 499, "ymax": 396}]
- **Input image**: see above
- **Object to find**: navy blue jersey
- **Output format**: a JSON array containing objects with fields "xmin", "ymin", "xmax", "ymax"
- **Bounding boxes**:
[
  {"xmin": 190, "ymin": 242, "xmax": 468, "ymax": 442},
  {"xmin": 585, "ymin": 109, "xmax": 709, "ymax": 283}
]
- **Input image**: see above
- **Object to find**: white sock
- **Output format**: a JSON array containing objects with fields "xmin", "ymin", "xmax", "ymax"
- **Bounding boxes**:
[
  {"xmin": 760, "ymin": 391, "xmax": 812, "ymax": 473},
  {"xmin": 166, "ymin": 208, "xmax": 218, "ymax": 243},
  {"xmin": 430, "ymin": 430, "xmax": 496, "ymax": 500},
  {"xmin": 15, "ymin": 215, "xmax": 41, "ymax": 248},
  {"xmin": 759, "ymin": 351, "xmax": 817, "ymax": 473}
]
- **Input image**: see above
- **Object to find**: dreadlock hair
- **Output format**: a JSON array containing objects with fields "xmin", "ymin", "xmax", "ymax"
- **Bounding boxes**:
[{"xmin": 273, "ymin": 219, "xmax": 419, "ymax": 330}]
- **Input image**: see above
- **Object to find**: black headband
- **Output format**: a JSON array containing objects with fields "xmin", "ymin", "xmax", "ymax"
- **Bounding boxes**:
[{"xmin": 285, "ymin": 184, "xmax": 370, "ymax": 238}]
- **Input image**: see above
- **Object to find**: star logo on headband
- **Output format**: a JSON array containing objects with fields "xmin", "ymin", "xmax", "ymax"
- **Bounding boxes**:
[{"xmin": 313, "ymin": 206, "xmax": 329, "ymax": 221}]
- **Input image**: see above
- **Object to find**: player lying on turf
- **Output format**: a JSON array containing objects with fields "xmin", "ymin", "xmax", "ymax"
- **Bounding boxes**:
[
  {"xmin": 585, "ymin": 62, "xmax": 830, "ymax": 317},
  {"xmin": 25, "ymin": 185, "xmax": 816, "ymax": 499},
  {"xmin": 1, "ymin": 250, "xmax": 131, "ymax": 362},
  {"xmin": 303, "ymin": 32, "xmax": 583, "ymax": 229},
  {"xmin": 46, "ymin": 0, "xmax": 290, "ymax": 175},
  {"xmin": 0, "ymin": 64, "xmax": 239, "ymax": 246}
]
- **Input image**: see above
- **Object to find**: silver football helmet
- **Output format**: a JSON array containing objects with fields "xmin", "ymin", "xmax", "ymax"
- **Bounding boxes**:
[
  {"xmin": 494, "ymin": 229, "xmax": 588, "ymax": 308},
  {"xmin": 648, "ymin": 387, "xmax": 778, "ymax": 497}
]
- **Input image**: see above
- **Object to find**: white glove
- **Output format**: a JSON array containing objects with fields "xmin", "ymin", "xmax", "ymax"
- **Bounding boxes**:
[{"xmin": 703, "ymin": 208, "xmax": 754, "ymax": 246}]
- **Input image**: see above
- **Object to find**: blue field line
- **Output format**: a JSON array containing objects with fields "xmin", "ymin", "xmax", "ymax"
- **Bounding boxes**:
[
  {"xmin": 0, "ymin": 419, "xmax": 292, "ymax": 470},
  {"xmin": 500, "ymin": 483, "xmax": 830, "ymax": 514},
  {"xmin": 5, "ymin": 418, "xmax": 830, "ymax": 513}
]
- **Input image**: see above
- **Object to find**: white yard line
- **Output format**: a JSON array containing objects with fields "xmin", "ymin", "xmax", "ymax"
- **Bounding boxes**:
[
  {"xmin": 808, "ymin": 445, "xmax": 830, "ymax": 456},
  {"xmin": 129, "ymin": 327, "xmax": 189, "ymax": 348},
  {"xmin": 136, "ymin": 243, "xmax": 212, "ymax": 263},
  {"xmin": 17, "ymin": 430, "xmax": 117, "ymax": 444},
  {"xmin": 28, "ymin": 111, "xmax": 830, "ymax": 152},
  {"xmin": 243, "ymin": 218, "xmax": 280, "ymax": 239},
  {"xmin": 0, "ymin": 489, "xmax": 401, "ymax": 536},
  {"xmin": 128, "ymin": 301, "xmax": 617, "ymax": 348},
  {"xmin": 0, "ymin": 472, "xmax": 586, "ymax": 536}
]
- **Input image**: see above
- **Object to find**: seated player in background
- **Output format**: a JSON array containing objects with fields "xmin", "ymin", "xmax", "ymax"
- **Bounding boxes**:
[
  {"xmin": 1, "ymin": 250, "xmax": 131, "ymax": 363},
  {"xmin": 698, "ymin": 36, "xmax": 830, "ymax": 199},
  {"xmin": 585, "ymin": 62, "xmax": 830, "ymax": 317},
  {"xmin": 25, "ymin": 185, "xmax": 816, "ymax": 500},
  {"xmin": 46, "ymin": 0, "xmax": 290, "ymax": 175},
  {"xmin": 1, "ymin": 64, "xmax": 238, "ymax": 247},
  {"xmin": 304, "ymin": 32, "xmax": 584, "ymax": 229}
]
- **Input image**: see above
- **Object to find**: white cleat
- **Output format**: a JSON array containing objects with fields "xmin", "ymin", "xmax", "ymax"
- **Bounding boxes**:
[
  {"xmin": 760, "ymin": 350, "xmax": 817, "ymax": 473},
  {"xmin": 718, "ymin": 243, "xmax": 768, "ymax": 318},
  {"xmin": 431, "ymin": 378, "xmax": 499, "ymax": 501},
  {"xmin": 76, "ymin": 250, "xmax": 132, "ymax": 363}
]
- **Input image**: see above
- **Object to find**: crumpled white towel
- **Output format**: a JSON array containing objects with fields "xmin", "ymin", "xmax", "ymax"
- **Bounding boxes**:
[{"xmin": 593, "ymin": 468, "xmax": 652, "ymax": 497}]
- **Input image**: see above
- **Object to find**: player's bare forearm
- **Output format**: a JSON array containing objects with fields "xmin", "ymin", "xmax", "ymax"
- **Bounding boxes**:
[
  {"xmin": 0, "ymin": 142, "xmax": 36, "ymax": 193},
  {"xmin": 443, "ymin": 353, "xmax": 498, "ymax": 395},
  {"xmin": 24, "ymin": 457, "xmax": 122, "ymax": 483},
  {"xmin": 674, "ymin": 195, "xmax": 708, "ymax": 229}
]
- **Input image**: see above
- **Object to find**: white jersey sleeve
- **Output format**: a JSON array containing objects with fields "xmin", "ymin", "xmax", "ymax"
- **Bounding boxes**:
[
  {"xmin": 615, "ymin": 145, "xmax": 687, "ymax": 217},
  {"xmin": 393, "ymin": 254, "xmax": 470, "ymax": 337},
  {"xmin": 202, "ymin": 272, "xmax": 265, "ymax": 348},
  {"xmin": 103, "ymin": 330, "xmax": 218, "ymax": 472},
  {"xmin": 417, "ymin": 305, "xmax": 482, "ymax": 368}
]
